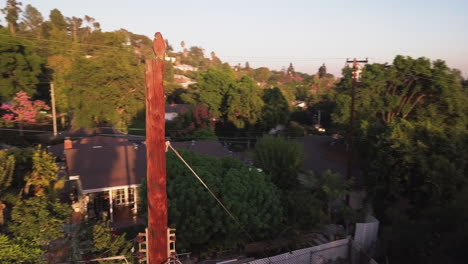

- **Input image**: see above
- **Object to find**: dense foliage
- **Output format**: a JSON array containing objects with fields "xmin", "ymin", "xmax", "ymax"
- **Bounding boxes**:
[
  {"xmin": 166, "ymin": 104, "xmax": 217, "ymax": 140},
  {"xmin": 92, "ymin": 220, "xmax": 133, "ymax": 258},
  {"xmin": 182, "ymin": 69, "xmax": 264, "ymax": 129},
  {"xmin": 253, "ymin": 136, "xmax": 303, "ymax": 189},
  {"xmin": 141, "ymin": 150, "xmax": 284, "ymax": 252},
  {"xmin": 333, "ymin": 56, "xmax": 468, "ymax": 264},
  {"xmin": 0, "ymin": 145, "xmax": 71, "ymax": 262},
  {"xmin": 0, "ymin": 31, "xmax": 42, "ymax": 101}
]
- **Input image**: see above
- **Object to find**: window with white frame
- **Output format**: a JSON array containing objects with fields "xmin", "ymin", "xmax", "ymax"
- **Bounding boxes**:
[
  {"xmin": 128, "ymin": 188, "xmax": 135, "ymax": 203},
  {"xmin": 113, "ymin": 188, "xmax": 136, "ymax": 205},
  {"xmin": 115, "ymin": 189, "xmax": 126, "ymax": 205}
]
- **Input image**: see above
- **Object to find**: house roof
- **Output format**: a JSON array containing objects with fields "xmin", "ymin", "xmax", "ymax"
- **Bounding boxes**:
[
  {"xmin": 171, "ymin": 140, "xmax": 233, "ymax": 158},
  {"xmin": 295, "ymin": 136, "xmax": 361, "ymax": 178},
  {"xmin": 49, "ymin": 136, "xmax": 233, "ymax": 192},
  {"xmin": 63, "ymin": 136, "xmax": 146, "ymax": 191},
  {"xmin": 165, "ymin": 104, "xmax": 189, "ymax": 114}
]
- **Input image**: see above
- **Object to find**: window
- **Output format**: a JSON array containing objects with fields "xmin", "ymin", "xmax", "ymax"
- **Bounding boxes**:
[
  {"xmin": 112, "ymin": 188, "xmax": 136, "ymax": 205},
  {"xmin": 128, "ymin": 188, "xmax": 135, "ymax": 203},
  {"xmin": 116, "ymin": 189, "xmax": 126, "ymax": 205}
]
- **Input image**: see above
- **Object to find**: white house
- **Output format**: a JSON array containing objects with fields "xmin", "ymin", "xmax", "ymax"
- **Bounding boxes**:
[{"xmin": 174, "ymin": 64, "xmax": 198, "ymax": 72}]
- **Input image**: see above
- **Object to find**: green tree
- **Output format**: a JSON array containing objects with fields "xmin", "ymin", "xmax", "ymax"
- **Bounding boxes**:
[
  {"xmin": 367, "ymin": 121, "xmax": 467, "ymax": 264},
  {"xmin": 9, "ymin": 196, "xmax": 70, "ymax": 248},
  {"xmin": 253, "ymin": 136, "xmax": 303, "ymax": 189},
  {"xmin": 66, "ymin": 16, "xmax": 83, "ymax": 42},
  {"xmin": 19, "ymin": 4, "xmax": 43, "ymax": 39},
  {"xmin": 24, "ymin": 146, "xmax": 58, "ymax": 197},
  {"xmin": 1, "ymin": 0, "xmax": 22, "ymax": 35},
  {"xmin": 186, "ymin": 70, "xmax": 264, "ymax": 128},
  {"xmin": 0, "ymin": 150, "xmax": 15, "ymax": 225},
  {"xmin": 124, "ymin": 30, "xmax": 153, "ymax": 63},
  {"xmin": 68, "ymin": 31, "xmax": 145, "ymax": 129},
  {"xmin": 283, "ymin": 189, "xmax": 327, "ymax": 231},
  {"xmin": 4, "ymin": 147, "xmax": 33, "ymax": 189},
  {"xmin": 287, "ymin": 62, "xmax": 295, "ymax": 76},
  {"xmin": 226, "ymin": 76, "xmax": 264, "ymax": 128},
  {"xmin": 47, "ymin": 55, "xmax": 73, "ymax": 126},
  {"xmin": 0, "ymin": 34, "xmax": 43, "ymax": 101},
  {"xmin": 318, "ymin": 63, "xmax": 327, "ymax": 78},
  {"xmin": 42, "ymin": 9, "xmax": 71, "ymax": 55},
  {"xmin": 182, "ymin": 68, "xmax": 263, "ymax": 128},
  {"xmin": 332, "ymin": 55, "xmax": 468, "ymax": 263},
  {"xmin": 188, "ymin": 68, "xmax": 235, "ymax": 118},
  {"xmin": 48, "ymin": 8, "xmax": 67, "ymax": 31},
  {"xmin": 0, "ymin": 150, "xmax": 15, "ymax": 194},
  {"xmin": 311, "ymin": 170, "xmax": 350, "ymax": 222},
  {"xmin": 260, "ymin": 87, "xmax": 290, "ymax": 130},
  {"xmin": 253, "ymin": 67, "xmax": 271, "ymax": 84},
  {"xmin": 0, "ymin": 234, "xmax": 43, "ymax": 263},
  {"xmin": 92, "ymin": 220, "xmax": 132, "ymax": 258},
  {"xmin": 141, "ymin": 150, "xmax": 283, "ymax": 251},
  {"xmin": 333, "ymin": 56, "xmax": 466, "ymax": 129}
]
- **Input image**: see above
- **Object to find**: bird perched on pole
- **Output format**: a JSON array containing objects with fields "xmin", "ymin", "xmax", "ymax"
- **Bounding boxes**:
[{"xmin": 153, "ymin": 32, "xmax": 166, "ymax": 60}]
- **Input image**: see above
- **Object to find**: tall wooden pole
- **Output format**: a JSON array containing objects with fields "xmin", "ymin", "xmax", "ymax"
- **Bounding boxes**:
[
  {"xmin": 145, "ymin": 32, "xmax": 167, "ymax": 264},
  {"xmin": 50, "ymin": 82, "xmax": 58, "ymax": 137},
  {"xmin": 346, "ymin": 59, "xmax": 357, "ymax": 182},
  {"xmin": 345, "ymin": 58, "xmax": 367, "ymax": 183}
]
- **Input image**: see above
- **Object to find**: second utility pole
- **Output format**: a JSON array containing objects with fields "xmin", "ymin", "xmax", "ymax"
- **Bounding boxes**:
[
  {"xmin": 50, "ymin": 82, "xmax": 57, "ymax": 137},
  {"xmin": 345, "ymin": 58, "xmax": 367, "ymax": 183}
]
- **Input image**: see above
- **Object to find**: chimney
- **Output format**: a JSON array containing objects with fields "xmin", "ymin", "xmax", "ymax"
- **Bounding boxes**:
[{"xmin": 64, "ymin": 137, "xmax": 73, "ymax": 150}]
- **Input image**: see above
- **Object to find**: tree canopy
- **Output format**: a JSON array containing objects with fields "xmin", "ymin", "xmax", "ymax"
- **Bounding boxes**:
[
  {"xmin": 331, "ymin": 55, "xmax": 468, "ymax": 263},
  {"xmin": 141, "ymin": 150, "xmax": 283, "ymax": 251},
  {"xmin": 183, "ymin": 69, "xmax": 264, "ymax": 128},
  {"xmin": 260, "ymin": 87, "xmax": 290, "ymax": 130},
  {"xmin": 253, "ymin": 136, "xmax": 303, "ymax": 189},
  {"xmin": 0, "ymin": 34, "xmax": 43, "ymax": 101}
]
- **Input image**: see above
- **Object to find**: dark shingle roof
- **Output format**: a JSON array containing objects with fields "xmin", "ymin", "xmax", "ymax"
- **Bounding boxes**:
[
  {"xmin": 62, "ymin": 136, "xmax": 145, "ymax": 191},
  {"xmin": 51, "ymin": 136, "xmax": 233, "ymax": 192},
  {"xmin": 165, "ymin": 104, "xmax": 189, "ymax": 114}
]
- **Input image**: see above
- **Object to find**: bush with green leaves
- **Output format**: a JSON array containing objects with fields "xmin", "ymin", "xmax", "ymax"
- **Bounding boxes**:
[
  {"xmin": 92, "ymin": 220, "xmax": 133, "ymax": 259},
  {"xmin": 253, "ymin": 136, "xmax": 303, "ymax": 189},
  {"xmin": 141, "ymin": 150, "xmax": 284, "ymax": 251}
]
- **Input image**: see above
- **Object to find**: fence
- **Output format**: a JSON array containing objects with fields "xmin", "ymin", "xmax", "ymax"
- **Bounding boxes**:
[
  {"xmin": 246, "ymin": 237, "xmax": 377, "ymax": 264},
  {"xmin": 354, "ymin": 216, "xmax": 379, "ymax": 257},
  {"xmin": 247, "ymin": 238, "xmax": 349, "ymax": 264}
]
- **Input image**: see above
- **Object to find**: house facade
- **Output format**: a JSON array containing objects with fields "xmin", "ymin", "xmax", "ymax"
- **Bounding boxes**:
[
  {"xmin": 50, "ymin": 136, "xmax": 235, "ymax": 226},
  {"xmin": 174, "ymin": 64, "xmax": 198, "ymax": 72},
  {"xmin": 51, "ymin": 136, "xmax": 146, "ymax": 224},
  {"xmin": 165, "ymin": 104, "xmax": 189, "ymax": 121}
]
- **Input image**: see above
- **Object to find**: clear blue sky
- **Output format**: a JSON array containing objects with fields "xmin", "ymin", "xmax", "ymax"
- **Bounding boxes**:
[{"xmin": 15, "ymin": 0, "xmax": 468, "ymax": 76}]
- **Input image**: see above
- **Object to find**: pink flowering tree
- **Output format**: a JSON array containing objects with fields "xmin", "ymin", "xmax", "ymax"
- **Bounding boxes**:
[{"xmin": 1, "ymin": 91, "xmax": 50, "ymax": 136}]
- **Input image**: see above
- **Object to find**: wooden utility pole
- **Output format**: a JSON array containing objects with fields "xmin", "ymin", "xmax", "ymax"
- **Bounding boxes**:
[
  {"xmin": 145, "ymin": 32, "xmax": 168, "ymax": 264},
  {"xmin": 346, "ymin": 58, "xmax": 367, "ymax": 182},
  {"xmin": 50, "ymin": 82, "xmax": 58, "ymax": 137}
]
